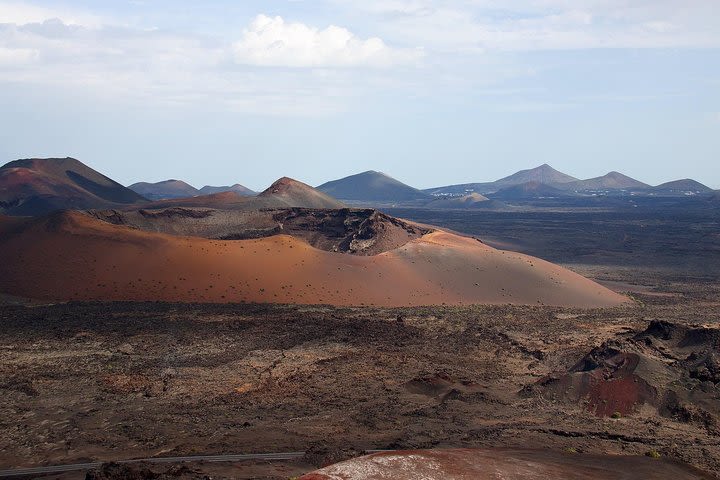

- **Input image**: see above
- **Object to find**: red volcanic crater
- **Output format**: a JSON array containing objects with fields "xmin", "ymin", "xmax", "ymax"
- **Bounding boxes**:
[{"xmin": 0, "ymin": 210, "xmax": 627, "ymax": 307}]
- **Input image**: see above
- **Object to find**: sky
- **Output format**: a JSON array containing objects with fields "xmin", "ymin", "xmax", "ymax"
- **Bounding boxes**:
[{"xmin": 0, "ymin": 1, "xmax": 719, "ymax": 190}]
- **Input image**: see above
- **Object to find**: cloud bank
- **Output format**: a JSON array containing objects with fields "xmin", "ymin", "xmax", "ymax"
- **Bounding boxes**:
[{"xmin": 233, "ymin": 15, "xmax": 422, "ymax": 67}]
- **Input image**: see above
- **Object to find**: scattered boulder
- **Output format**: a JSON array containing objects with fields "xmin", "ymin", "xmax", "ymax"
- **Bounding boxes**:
[
  {"xmin": 85, "ymin": 462, "xmax": 202, "ymax": 480},
  {"xmin": 302, "ymin": 441, "xmax": 363, "ymax": 468}
]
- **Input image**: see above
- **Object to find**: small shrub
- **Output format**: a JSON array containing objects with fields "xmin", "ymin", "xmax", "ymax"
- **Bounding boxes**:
[
  {"xmin": 645, "ymin": 450, "xmax": 661, "ymax": 459},
  {"xmin": 611, "ymin": 411, "xmax": 622, "ymax": 419}
]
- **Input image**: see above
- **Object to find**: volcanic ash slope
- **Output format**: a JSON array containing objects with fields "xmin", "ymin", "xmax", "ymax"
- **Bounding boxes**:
[{"xmin": 0, "ymin": 211, "xmax": 627, "ymax": 307}]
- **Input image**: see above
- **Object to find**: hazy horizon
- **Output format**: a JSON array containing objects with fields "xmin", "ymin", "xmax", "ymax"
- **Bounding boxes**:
[
  {"xmin": 6, "ymin": 157, "xmax": 718, "ymax": 193},
  {"xmin": 1, "ymin": 1, "xmax": 719, "ymax": 190}
]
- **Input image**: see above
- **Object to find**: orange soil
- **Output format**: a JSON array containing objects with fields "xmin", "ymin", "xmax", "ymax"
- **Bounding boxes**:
[
  {"xmin": 300, "ymin": 448, "xmax": 712, "ymax": 479},
  {"xmin": 0, "ymin": 212, "xmax": 628, "ymax": 307}
]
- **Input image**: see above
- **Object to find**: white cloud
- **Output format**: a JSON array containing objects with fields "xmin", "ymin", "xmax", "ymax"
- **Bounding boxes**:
[
  {"xmin": 0, "ymin": 1, "xmax": 101, "ymax": 26},
  {"xmin": 0, "ymin": 45, "xmax": 37, "ymax": 64},
  {"xmin": 495, "ymin": 101, "xmax": 579, "ymax": 113},
  {"xmin": 334, "ymin": 0, "xmax": 720, "ymax": 51},
  {"xmin": 1, "ymin": 0, "xmax": 716, "ymax": 119},
  {"xmin": 0, "ymin": 15, "xmax": 407, "ymax": 116},
  {"xmin": 232, "ymin": 14, "xmax": 422, "ymax": 67}
]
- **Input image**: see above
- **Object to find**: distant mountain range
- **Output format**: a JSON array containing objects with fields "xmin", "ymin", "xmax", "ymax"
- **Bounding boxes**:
[
  {"xmin": 129, "ymin": 179, "xmax": 200, "ymax": 200},
  {"xmin": 313, "ymin": 164, "xmax": 714, "ymax": 205},
  {"xmin": 422, "ymin": 164, "xmax": 713, "ymax": 199},
  {"xmin": 557, "ymin": 171, "xmax": 650, "ymax": 192},
  {"xmin": 199, "ymin": 184, "xmax": 256, "ymax": 196},
  {"xmin": 0, "ymin": 158, "xmax": 340, "ymax": 215},
  {"xmin": 128, "ymin": 178, "xmax": 344, "ymax": 211},
  {"xmin": 1, "ymin": 158, "xmax": 716, "ymax": 216},
  {"xmin": 423, "ymin": 164, "xmax": 579, "ymax": 196},
  {"xmin": 129, "ymin": 180, "xmax": 255, "ymax": 200}
]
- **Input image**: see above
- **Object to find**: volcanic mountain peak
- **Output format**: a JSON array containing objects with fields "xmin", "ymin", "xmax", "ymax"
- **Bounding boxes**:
[
  {"xmin": 653, "ymin": 179, "xmax": 712, "ymax": 193},
  {"xmin": 559, "ymin": 171, "xmax": 650, "ymax": 191},
  {"xmin": 258, "ymin": 177, "xmax": 345, "ymax": 209},
  {"xmin": 6, "ymin": 157, "xmax": 84, "ymax": 173},
  {"xmin": 317, "ymin": 170, "xmax": 430, "ymax": 202},
  {"xmin": 153, "ymin": 179, "xmax": 185, "ymax": 185},
  {"xmin": 4, "ymin": 157, "xmax": 130, "ymax": 190},
  {"xmin": 261, "ymin": 176, "xmax": 305, "ymax": 194},
  {"xmin": 0, "ymin": 157, "xmax": 146, "ymax": 215},
  {"xmin": 496, "ymin": 163, "xmax": 579, "ymax": 187}
]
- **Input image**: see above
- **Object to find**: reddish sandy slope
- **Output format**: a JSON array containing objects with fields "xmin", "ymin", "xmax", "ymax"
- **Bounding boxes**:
[
  {"xmin": 0, "ymin": 212, "xmax": 627, "ymax": 307},
  {"xmin": 300, "ymin": 449, "xmax": 713, "ymax": 480}
]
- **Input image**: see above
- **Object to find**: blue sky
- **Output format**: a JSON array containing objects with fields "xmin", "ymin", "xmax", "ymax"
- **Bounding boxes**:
[{"xmin": 0, "ymin": 0, "xmax": 719, "ymax": 190}]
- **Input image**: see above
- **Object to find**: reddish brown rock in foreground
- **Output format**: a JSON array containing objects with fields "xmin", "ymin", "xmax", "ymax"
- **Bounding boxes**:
[
  {"xmin": 524, "ymin": 320, "xmax": 720, "ymax": 426},
  {"xmin": 300, "ymin": 448, "xmax": 714, "ymax": 480}
]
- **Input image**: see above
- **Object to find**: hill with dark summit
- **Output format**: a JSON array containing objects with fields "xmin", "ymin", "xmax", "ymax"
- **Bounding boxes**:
[
  {"xmin": 129, "ymin": 179, "xmax": 200, "ymax": 200},
  {"xmin": 652, "ymin": 179, "xmax": 712, "ymax": 195},
  {"xmin": 494, "ymin": 163, "xmax": 578, "ymax": 187},
  {"xmin": 0, "ymin": 157, "xmax": 146, "ymax": 215},
  {"xmin": 317, "ymin": 170, "xmax": 430, "ymax": 203},
  {"xmin": 559, "ymin": 171, "xmax": 649, "ymax": 191},
  {"xmin": 199, "ymin": 184, "xmax": 255, "ymax": 196},
  {"xmin": 489, "ymin": 181, "xmax": 575, "ymax": 200}
]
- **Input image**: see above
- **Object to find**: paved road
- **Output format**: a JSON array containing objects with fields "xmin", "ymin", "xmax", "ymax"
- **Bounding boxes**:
[{"xmin": 0, "ymin": 452, "xmax": 307, "ymax": 478}]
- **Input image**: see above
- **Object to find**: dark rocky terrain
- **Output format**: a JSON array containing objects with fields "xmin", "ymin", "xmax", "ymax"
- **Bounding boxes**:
[
  {"xmin": 385, "ymin": 205, "xmax": 720, "ymax": 278},
  {"xmin": 525, "ymin": 320, "xmax": 720, "ymax": 426},
  {"xmin": 1, "ymin": 277, "xmax": 718, "ymax": 478}
]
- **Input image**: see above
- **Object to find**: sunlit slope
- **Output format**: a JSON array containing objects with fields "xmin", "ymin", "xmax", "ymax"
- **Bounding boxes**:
[{"xmin": 0, "ymin": 212, "xmax": 627, "ymax": 307}]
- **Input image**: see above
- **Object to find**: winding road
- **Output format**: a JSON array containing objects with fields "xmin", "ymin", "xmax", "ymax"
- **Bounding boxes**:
[{"xmin": 0, "ymin": 452, "xmax": 307, "ymax": 478}]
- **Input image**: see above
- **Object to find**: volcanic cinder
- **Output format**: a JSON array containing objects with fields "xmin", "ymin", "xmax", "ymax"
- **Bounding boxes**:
[{"xmin": 0, "ymin": 210, "xmax": 626, "ymax": 307}]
